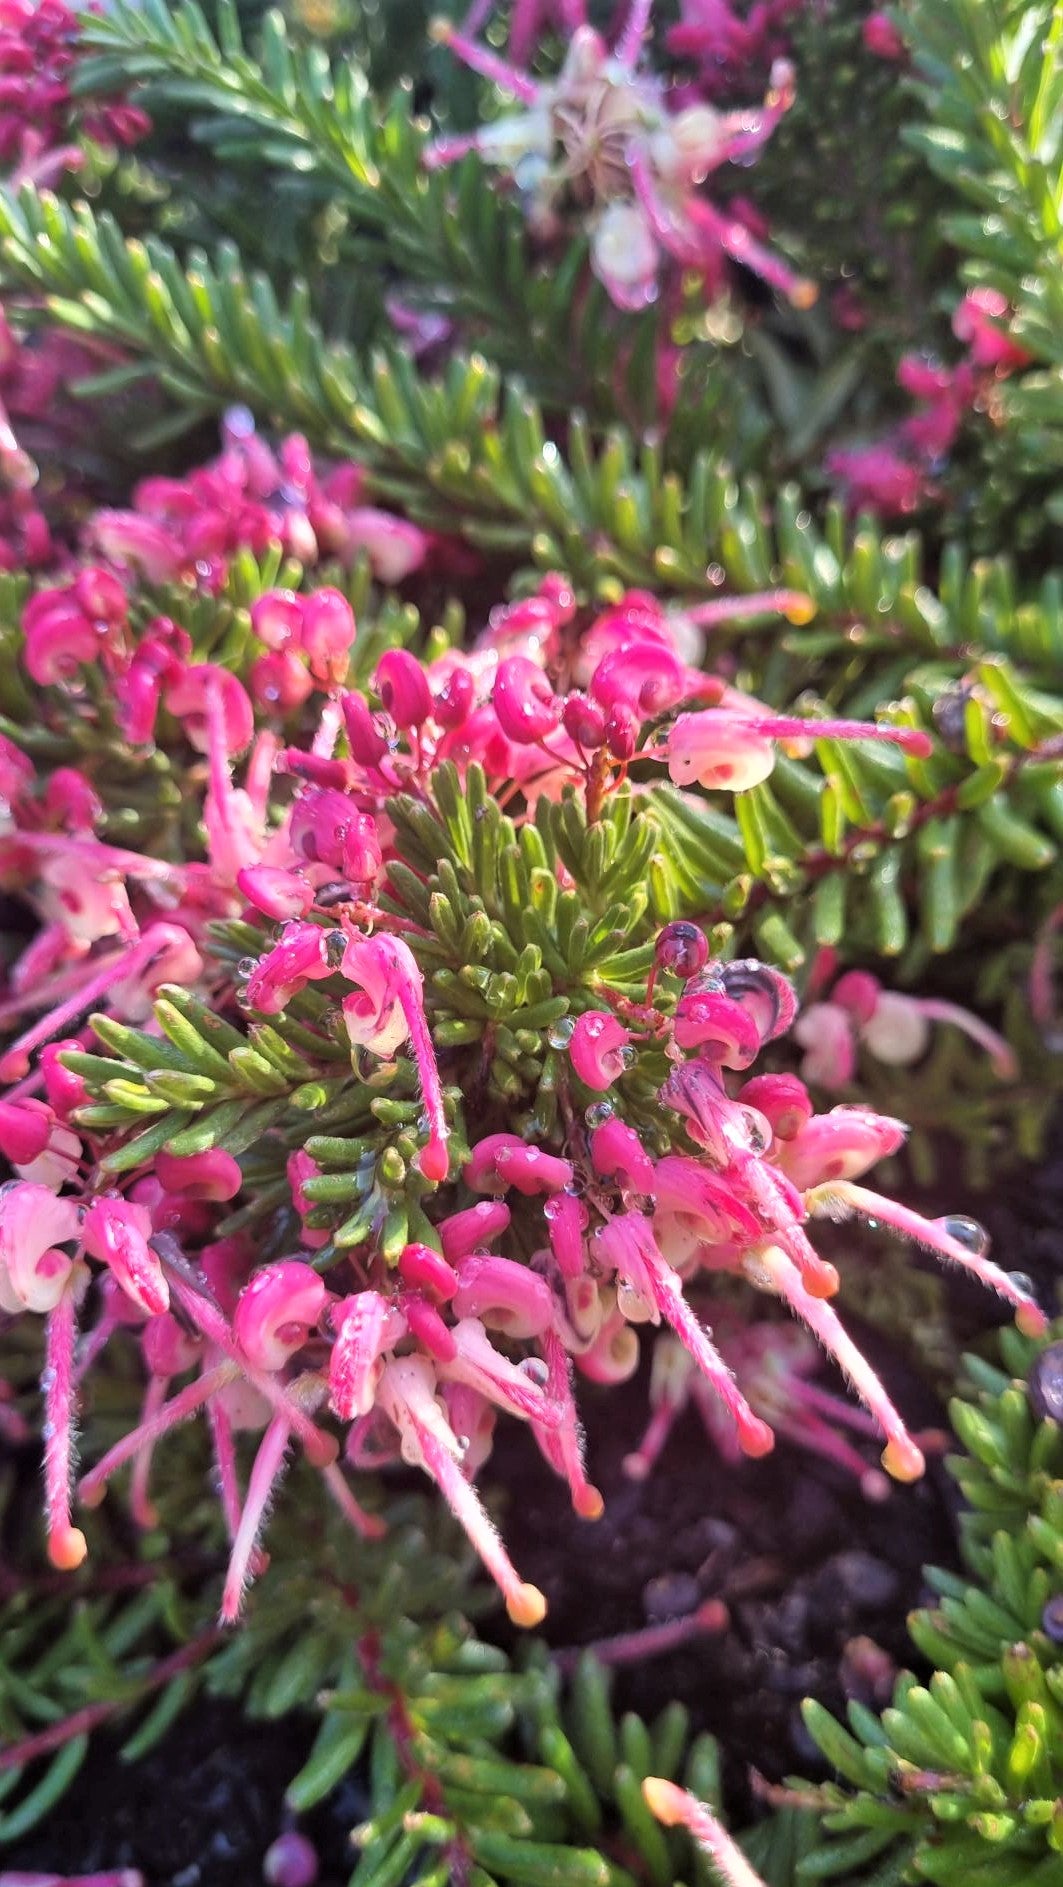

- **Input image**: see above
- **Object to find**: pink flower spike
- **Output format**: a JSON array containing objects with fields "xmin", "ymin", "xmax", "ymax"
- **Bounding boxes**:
[
  {"xmin": 233, "ymin": 1261, "xmax": 328, "ymax": 1372},
  {"xmin": 82, "ymin": 1198, "xmax": 169, "ymax": 1317},
  {"xmin": 596, "ymin": 1212, "xmax": 774, "ymax": 1457},
  {"xmin": 464, "ymin": 1133, "xmax": 573, "ymax": 1195},
  {"xmin": 543, "ymin": 1191, "xmax": 588, "ymax": 1279},
  {"xmin": 340, "ymin": 931, "xmax": 449, "ymax": 1180},
  {"xmin": 807, "ymin": 1182, "xmax": 1047, "ymax": 1336},
  {"xmin": 438, "ymin": 1201, "xmax": 511, "ymax": 1264},
  {"xmin": 642, "ymin": 1780, "xmax": 768, "ymax": 1887},
  {"xmin": 237, "ymin": 865, "xmax": 315, "ymax": 922},
  {"xmin": 221, "ymin": 1410, "xmax": 292, "ymax": 1622},
  {"xmin": 155, "ymin": 1150, "xmax": 242, "ymax": 1202},
  {"xmin": 42, "ymin": 1284, "xmax": 87, "ymax": 1572},
  {"xmin": 379, "ymin": 1354, "xmax": 547, "ymax": 1626},
  {"xmin": 328, "ymin": 1291, "xmax": 405, "ymax": 1419},
  {"xmin": 569, "ymin": 1012, "xmax": 633, "ymax": 1091},
  {"xmin": 0, "ymin": 1183, "xmax": 80, "ymax": 1314},
  {"xmin": 590, "ymin": 1117, "xmax": 656, "ymax": 1195},
  {"xmin": 375, "ymin": 649, "xmax": 432, "ymax": 729},
  {"xmin": 493, "ymin": 656, "xmax": 562, "ymax": 745},
  {"xmin": 452, "ymin": 1254, "xmax": 556, "ymax": 1338},
  {"xmin": 741, "ymin": 1243, "xmax": 925, "ymax": 1482}
]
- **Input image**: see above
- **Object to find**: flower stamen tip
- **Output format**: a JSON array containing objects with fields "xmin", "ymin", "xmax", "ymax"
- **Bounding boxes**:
[
  {"xmin": 506, "ymin": 1581, "xmax": 548, "ymax": 1628},
  {"xmin": 48, "ymin": 1523, "xmax": 88, "ymax": 1570},
  {"xmin": 881, "ymin": 1437, "xmax": 925, "ymax": 1482}
]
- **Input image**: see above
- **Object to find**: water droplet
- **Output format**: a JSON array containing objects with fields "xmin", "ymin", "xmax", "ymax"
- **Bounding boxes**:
[
  {"xmin": 1028, "ymin": 1343, "xmax": 1063, "ymax": 1422},
  {"xmin": 237, "ymin": 956, "xmax": 259, "ymax": 978},
  {"xmin": 519, "ymin": 1357, "xmax": 549, "ymax": 1387},
  {"xmin": 617, "ymin": 1045, "xmax": 637, "ymax": 1069},
  {"xmin": 937, "ymin": 1215, "xmax": 990, "ymax": 1257},
  {"xmin": 1041, "ymin": 1594, "xmax": 1063, "ymax": 1642},
  {"xmin": 585, "ymin": 1101, "xmax": 615, "ymax": 1128},
  {"xmin": 737, "ymin": 1106, "xmax": 771, "ymax": 1155},
  {"xmin": 1008, "ymin": 1269, "xmax": 1035, "ymax": 1296},
  {"xmin": 39, "ymin": 1367, "xmax": 56, "ymax": 1392},
  {"xmin": 547, "ymin": 1017, "xmax": 576, "ymax": 1049}
]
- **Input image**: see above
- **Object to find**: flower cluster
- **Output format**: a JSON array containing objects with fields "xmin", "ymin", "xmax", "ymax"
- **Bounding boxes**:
[
  {"xmin": 0, "ymin": 0, "xmax": 149, "ymax": 188},
  {"xmin": 428, "ymin": 6, "xmax": 814, "ymax": 311},
  {"xmin": 827, "ymin": 288, "xmax": 1032, "ymax": 516},
  {"xmin": 0, "ymin": 537, "xmax": 1044, "ymax": 1628}
]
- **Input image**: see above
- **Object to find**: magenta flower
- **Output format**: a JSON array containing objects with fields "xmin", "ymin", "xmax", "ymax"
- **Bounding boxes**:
[
  {"xmin": 82, "ymin": 1196, "xmax": 169, "ymax": 1316},
  {"xmin": 340, "ymin": 930, "xmax": 449, "ymax": 1181},
  {"xmin": 568, "ymin": 1012, "xmax": 633, "ymax": 1090},
  {"xmin": 493, "ymin": 654, "xmax": 563, "ymax": 745},
  {"xmin": 464, "ymin": 1133, "xmax": 573, "ymax": 1195},
  {"xmin": 329, "ymin": 1290, "xmax": 407, "ymax": 1419},
  {"xmin": 667, "ymin": 708, "xmax": 930, "ymax": 791},
  {"xmin": 233, "ymin": 1261, "xmax": 329, "ymax": 1373},
  {"xmin": 0, "ymin": 1179, "xmax": 79, "ymax": 1314},
  {"xmin": 243, "ymin": 921, "xmax": 334, "ymax": 1014}
]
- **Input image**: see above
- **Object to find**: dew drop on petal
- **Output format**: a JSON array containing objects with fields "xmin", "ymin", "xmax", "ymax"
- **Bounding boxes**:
[
  {"xmin": 936, "ymin": 1214, "xmax": 990, "ymax": 1257},
  {"xmin": 548, "ymin": 1016, "xmax": 576, "ymax": 1049},
  {"xmin": 1028, "ymin": 1342, "xmax": 1063, "ymax": 1423}
]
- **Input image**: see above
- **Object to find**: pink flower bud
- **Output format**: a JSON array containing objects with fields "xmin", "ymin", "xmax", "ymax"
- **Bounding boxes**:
[
  {"xmin": 264, "ymin": 1830, "xmax": 320, "ymax": 1887},
  {"xmin": 42, "ymin": 767, "xmax": 102, "ymax": 831},
  {"xmin": 654, "ymin": 921, "xmax": 709, "ymax": 980},
  {"xmin": 91, "ymin": 509, "xmax": 183, "ymax": 583},
  {"xmin": 569, "ymin": 1012, "xmax": 633, "ymax": 1090},
  {"xmin": 250, "ymin": 649, "xmax": 315, "ymax": 713},
  {"xmin": 792, "ymin": 1002, "xmax": 857, "ymax": 1089},
  {"xmin": 464, "ymin": 1134, "xmax": 573, "ymax": 1196},
  {"xmin": 562, "ymin": 692, "xmax": 607, "ymax": 749},
  {"xmin": 736, "ymin": 1074, "xmax": 812, "ymax": 1140},
  {"xmin": 398, "ymin": 1241, "xmax": 460, "ymax": 1299},
  {"xmin": 41, "ymin": 1040, "xmax": 87, "ymax": 1119},
  {"xmin": 0, "ymin": 1098, "xmax": 53, "ymax": 1165},
  {"xmin": 155, "ymin": 1149, "xmax": 242, "ymax": 1202},
  {"xmin": 289, "ymin": 788, "xmax": 382, "ymax": 885},
  {"xmin": 250, "ymin": 589, "xmax": 304, "ymax": 650},
  {"xmin": 0, "ymin": 1181, "xmax": 79, "ymax": 1314},
  {"xmin": 375, "ymin": 649, "xmax": 432, "ymax": 729},
  {"xmin": 674, "ymin": 989, "xmax": 760, "ymax": 1066},
  {"xmin": 433, "ymin": 664, "xmax": 476, "ymax": 729},
  {"xmin": 82, "ymin": 1195, "xmax": 169, "ymax": 1316},
  {"xmin": 300, "ymin": 587, "xmax": 356, "ymax": 684},
  {"xmin": 342, "ymin": 690, "xmax": 390, "ymax": 765},
  {"xmin": 831, "ymin": 971, "xmax": 880, "ymax": 1025},
  {"xmin": 862, "ymin": 11, "xmax": 905, "ymax": 58},
  {"xmin": 237, "ymin": 865, "xmax": 315, "ymax": 921},
  {"xmin": 492, "ymin": 656, "xmax": 561, "ymax": 745},
  {"xmin": 438, "ymin": 1200, "xmax": 511, "ymax": 1263},
  {"xmin": 404, "ymin": 1294, "xmax": 457, "ymax": 1361},
  {"xmin": 234, "ymin": 1260, "xmax": 328, "ymax": 1372},
  {"xmin": 604, "ymin": 703, "xmax": 640, "ymax": 760},
  {"xmin": 452, "ymin": 1254, "xmax": 556, "ymax": 1338},
  {"xmin": 590, "ymin": 1117, "xmax": 656, "ymax": 1194},
  {"xmin": 667, "ymin": 711, "xmax": 776, "ymax": 790}
]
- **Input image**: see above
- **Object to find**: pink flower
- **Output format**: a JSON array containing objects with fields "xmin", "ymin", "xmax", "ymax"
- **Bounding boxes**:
[
  {"xmin": 340, "ymin": 930, "xmax": 449, "ymax": 1181},
  {"xmin": 464, "ymin": 1133, "xmax": 573, "ymax": 1195},
  {"xmin": 375, "ymin": 649, "xmax": 433, "ymax": 729},
  {"xmin": 953, "ymin": 287, "xmax": 1030, "ymax": 373},
  {"xmin": 451, "ymin": 1254, "xmax": 556, "ymax": 1337},
  {"xmin": 345, "ymin": 508, "xmax": 428, "ymax": 583},
  {"xmin": 398, "ymin": 1240, "xmax": 461, "ymax": 1298},
  {"xmin": 155, "ymin": 1150, "xmax": 242, "ymax": 1202},
  {"xmin": 862, "ymin": 11, "xmax": 905, "ymax": 59},
  {"xmin": 590, "ymin": 1116, "xmax": 656, "ymax": 1194},
  {"xmin": 568, "ymin": 1012, "xmax": 633, "ymax": 1090},
  {"xmin": 233, "ymin": 1261, "xmax": 329, "ymax": 1372},
  {"xmin": 243, "ymin": 921, "xmax": 335, "ymax": 1014},
  {"xmin": 82, "ymin": 1196, "xmax": 169, "ymax": 1316},
  {"xmin": 0, "ymin": 1180, "xmax": 79, "ymax": 1313},
  {"xmin": 438, "ymin": 1200, "xmax": 511, "ymax": 1263},
  {"xmin": 22, "ymin": 586, "xmax": 99, "ymax": 685},
  {"xmin": 492, "ymin": 655, "xmax": 562, "ymax": 744},
  {"xmin": 774, "ymin": 1105, "xmax": 908, "ymax": 1190},
  {"xmin": 329, "ymin": 1290, "xmax": 406, "ymax": 1418},
  {"xmin": 667, "ymin": 708, "xmax": 930, "ymax": 790},
  {"xmin": 825, "ymin": 445, "xmax": 929, "ymax": 516}
]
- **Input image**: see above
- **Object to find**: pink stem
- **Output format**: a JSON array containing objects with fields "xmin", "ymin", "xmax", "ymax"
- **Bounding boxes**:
[
  {"xmin": 555, "ymin": 1599, "xmax": 728, "ymax": 1674},
  {"xmin": 825, "ymin": 1183, "xmax": 1046, "ymax": 1335},
  {"xmin": 207, "ymin": 1392, "xmax": 243, "ymax": 1543},
  {"xmin": 683, "ymin": 589, "xmax": 813, "ymax": 627},
  {"xmin": 0, "ymin": 935, "xmax": 163, "ymax": 1081},
  {"xmin": 322, "ymin": 1462, "xmax": 388, "ymax": 1539},
  {"xmin": 753, "ymin": 1246, "xmax": 925, "ymax": 1481},
  {"xmin": 534, "ymin": 1330, "xmax": 603, "ymax": 1518},
  {"xmin": 221, "ymin": 1413, "xmax": 291, "ymax": 1621},
  {"xmin": 913, "ymin": 999, "xmax": 1018, "ymax": 1079},
  {"xmin": 430, "ymin": 21, "xmax": 540, "ymax": 99},
  {"xmin": 615, "ymin": 0, "xmax": 652, "ymax": 66},
  {"xmin": 735, "ymin": 713, "xmax": 930, "ymax": 757},
  {"xmin": 688, "ymin": 196, "xmax": 813, "ymax": 305},
  {"xmin": 417, "ymin": 1423, "xmax": 546, "ymax": 1627},
  {"xmin": 397, "ymin": 980, "xmax": 449, "ymax": 1182},
  {"xmin": 646, "ymin": 1254, "xmax": 775, "ymax": 1458},
  {"xmin": 129, "ymin": 1374, "xmax": 168, "ymax": 1529},
  {"xmin": 79, "ymin": 1362, "xmax": 235, "ymax": 1508},
  {"xmin": 43, "ymin": 1287, "xmax": 87, "ymax": 1571},
  {"xmin": 622, "ymin": 1387, "xmax": 688, "ymax": 1480}
]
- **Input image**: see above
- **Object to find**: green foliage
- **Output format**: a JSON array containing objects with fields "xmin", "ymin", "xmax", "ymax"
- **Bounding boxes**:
[{"xmin": 797, "ymin": 1323, "xmax": 1063, "ymax": 1887}]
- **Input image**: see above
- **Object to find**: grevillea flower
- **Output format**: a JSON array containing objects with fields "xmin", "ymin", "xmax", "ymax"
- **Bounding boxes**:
[
  {"xmin": 81, "ymin": 1196, "xmax": 169, "ymax": 1316},
  {"xmin": 667, "ymin": 708, "xmax": 931, "ymax": 790},
  {"xmin": 643, "ymin": 1779, "xmax": 767, "ymax": 1887},
  {"xmin": 568, "ymin": 1011, "xmax": 633, "ymax": 1090},
  {"xmin": 794, "ymin": 968, "xmax": 1018, "ymax": 1090},
  {"xmin": 0, "ymin": 1179, "xmax": 79, "ymax": 1313},
  {"xmin": 340, "ymin": 930, "xmax": 449, "ymax": 1180},
  {"xmin": 232, "ymin": 1261, "xmax": 329, "ymax": 1371},
  {"xmin": 428, "ymin": 14, "xmax": 812, "ymax": 312}
]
